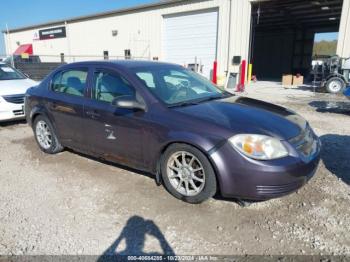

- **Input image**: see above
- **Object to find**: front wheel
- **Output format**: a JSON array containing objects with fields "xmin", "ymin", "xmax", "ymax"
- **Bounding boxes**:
[
  {"xmin": 325, "ymin": 77, "xmax": 346, "ymax": 94},
  {"xmin": 33, "ymin": 115, "xmax": 63, "ymax": 154},
  {"xmin": 161, "ymin": 144, "xmax": 217, "ymax": 204}
]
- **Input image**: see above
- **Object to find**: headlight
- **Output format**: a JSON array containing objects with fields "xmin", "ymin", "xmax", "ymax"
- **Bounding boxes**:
[{"xmin": 229, "ymin": 134, "xmax": 288, "ymax": 160}]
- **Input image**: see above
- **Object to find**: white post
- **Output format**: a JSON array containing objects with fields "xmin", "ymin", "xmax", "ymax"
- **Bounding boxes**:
[
  {"xmin": 65, "ymin": 21, "xmax": 72, "ymax": 62},
  {"xmin": 5, "ymin": 23, "xmax": 15, "ymax": 67},
  {"xmin": 4, "ymin": 30, "xmax": 9, "ymax": 56}
]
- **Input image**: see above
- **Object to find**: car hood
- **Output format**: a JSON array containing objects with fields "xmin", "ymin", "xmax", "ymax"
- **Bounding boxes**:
[
  {"xmin": 0, "ymin": 78, "xmax": 38, "ymax": 96},
  {"xmin": 173, "ymin": 96, "xmax": 307, "ymax": 140}
]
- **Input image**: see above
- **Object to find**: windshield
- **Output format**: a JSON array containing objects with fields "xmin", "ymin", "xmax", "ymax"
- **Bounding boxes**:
[
  {"xmin": 0, "ymin": 64, "xmax": 26, "ymax": 80},
  {"xmin": 133, "ymin": 66, "xmax": 228, "ymax": 106}
]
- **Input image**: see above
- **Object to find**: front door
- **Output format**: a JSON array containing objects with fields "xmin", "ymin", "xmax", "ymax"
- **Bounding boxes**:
[{"xmin": 83, "ymin": 67, "xmax": 145, "ymax": 169}]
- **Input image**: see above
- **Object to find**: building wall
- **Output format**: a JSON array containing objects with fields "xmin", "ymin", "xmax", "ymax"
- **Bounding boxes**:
[
  {"xmin": 3, "ymin": 0, "xmax": 253, "ymax": 79},
  {"xmin": 337, "ymin": 0, "xmax": 350, "ymax": 58}
]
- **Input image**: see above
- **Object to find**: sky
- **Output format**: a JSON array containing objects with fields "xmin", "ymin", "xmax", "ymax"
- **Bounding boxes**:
[
  {"xmin": 0, "ymin": 0, "xmax": 158, "ymax": 55},
  {"xmin": 314, "ymin": 32, "xmax": 339, "ymax": 42}
]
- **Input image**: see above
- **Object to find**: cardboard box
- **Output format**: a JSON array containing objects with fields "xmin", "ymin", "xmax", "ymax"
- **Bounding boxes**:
[
  {"xmin": 282, "ymin": 74, "xmax": 293, "ymax": 86},
  {"xmin": 293, "ymin": 75, "xmax": 304, "ymax": 86}
]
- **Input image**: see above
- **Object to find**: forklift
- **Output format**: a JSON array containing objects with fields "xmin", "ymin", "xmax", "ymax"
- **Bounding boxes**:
[{"xmin": 311, "ymin": 55, "xmax": 350, "ymax": 94}]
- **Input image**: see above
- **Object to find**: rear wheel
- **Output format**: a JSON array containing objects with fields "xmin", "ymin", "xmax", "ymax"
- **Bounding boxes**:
[
  {"xmin": 325, "ymin": 77, "xmax": 346, "ymax": 94},
  {"xmin": 33, "ymin": 115, "xmax": 63, "ymax": 154},
  {"xmin": 161, "ymin": 144, "xmax": 217, "ymax": 204}
]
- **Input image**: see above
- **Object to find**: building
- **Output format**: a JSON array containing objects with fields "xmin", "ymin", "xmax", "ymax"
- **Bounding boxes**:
[{"xmin": 3, "ymin": 0, "xmax": 350, "ymax": 82}]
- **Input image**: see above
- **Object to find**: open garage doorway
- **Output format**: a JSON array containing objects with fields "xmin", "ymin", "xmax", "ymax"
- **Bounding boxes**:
[{"xmin": 250, "ymin": 0, "xmax": 343, "ymax": 81}]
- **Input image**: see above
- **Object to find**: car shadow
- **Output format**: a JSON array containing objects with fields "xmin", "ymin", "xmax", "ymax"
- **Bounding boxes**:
[
  {"xmin": 286, "ymin": 84, "xmax": 325, "ymax": 93},
  {"xmin": 0, "ymin": 119, "xmax": 27, "ymax": 127},
  {"xmin": 320, "ymin": 134, "xmax": 350, "ymax": 185},
  {"xmin": 309, "ymin": 101, "xmax": 350, "ymax": 115},
  {"xmin": 67, "ymin": 148, "xmax": 156, "ymax": 181},
  {"xmin": 97, "ymin": 216, "xmax": 175, "ymax": 261},
  {"xmin": 71, "ymin": 149, "xmax": 263, "ymax": 206}
]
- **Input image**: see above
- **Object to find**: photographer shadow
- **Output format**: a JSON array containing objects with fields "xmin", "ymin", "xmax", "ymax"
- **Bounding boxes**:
[{"xmin": 98, "ymin": 216, "xmax": 175, "ymax": 261}]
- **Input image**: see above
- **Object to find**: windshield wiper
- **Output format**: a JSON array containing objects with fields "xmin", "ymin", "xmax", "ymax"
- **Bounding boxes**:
[
  {"xmin": 168, "ymin": 101, "xmax": 200, "ymax": 108},
  {"xmin": 195, "ymin": 93, "xmax": 233, "ymax": 104},
  {"xmin": 168, "ymin": 93, "xmax": 233, "ymax": 108}
]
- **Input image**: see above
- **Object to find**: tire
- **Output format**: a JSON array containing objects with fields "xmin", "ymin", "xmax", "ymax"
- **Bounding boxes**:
[
  {"xmin": 325, "ymin": 77, "xmax": 346, "ymax": 94},
  {"xmin": 161, "ymin": 143, "xmax": 217, "ymax": 204},
  {"xmin": 33, "ymin": 115, "xmax": 63, "ymax": 154}
]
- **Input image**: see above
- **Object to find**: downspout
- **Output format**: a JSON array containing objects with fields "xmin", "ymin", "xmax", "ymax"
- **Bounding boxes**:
[
  {"xmin": 248, "ymin": 3, "xmax": 255, "ymax": 64},
  {"xmin": 226, "ymin": 0, "xmax": 232, "ymax": 74}
]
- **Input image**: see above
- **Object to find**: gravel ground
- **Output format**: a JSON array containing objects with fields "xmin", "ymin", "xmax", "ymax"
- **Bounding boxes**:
[{"xmin": 0, "ymin": 83, "xmax": 349, "ymax": 257}]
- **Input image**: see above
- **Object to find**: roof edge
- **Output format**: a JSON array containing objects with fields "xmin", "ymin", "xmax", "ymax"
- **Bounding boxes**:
[{"xmin": 2, "ymin": 0, "xmax": 202, "ymax": 34}]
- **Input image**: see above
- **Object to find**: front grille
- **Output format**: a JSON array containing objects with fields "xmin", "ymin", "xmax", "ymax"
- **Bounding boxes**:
[
  {"xmin": 13, "ymin": 109, "xmax": 24, "ymax": 116},
  {"xmin": 2, "ymin": 94, "xmax": 25, "ymax": 104},
  {"xmin": 289, "ymin": 125, "xmax": 318, "ymax": 159},
  {"xmin": 256, "ymin": 180, "xmax": 305, "ymax": 196}
]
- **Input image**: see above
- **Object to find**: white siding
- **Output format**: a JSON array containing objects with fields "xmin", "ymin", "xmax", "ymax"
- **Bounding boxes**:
[
  {"xmin": 337, "ymin": 0, "xmax": 350, "ymax": 58},
  {"xmin": 4, "ymin": 0, "xmax": 253, "ymax": 78},
  {"xmin": 228, "ymin": 0, "xmax": 252, "ymax": 78}
]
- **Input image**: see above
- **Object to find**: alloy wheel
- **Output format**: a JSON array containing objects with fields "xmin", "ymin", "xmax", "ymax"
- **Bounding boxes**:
[
  {"xmin": 166, "ymin": 151, "xmax": 206, "ymax": 197},
  {"xmin": 35, "ymin": 120, "xmax": 53, "ymax": 150}
]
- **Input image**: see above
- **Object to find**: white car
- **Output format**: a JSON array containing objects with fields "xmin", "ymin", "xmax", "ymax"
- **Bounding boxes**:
[{"xmin": 0, "ymin": 63, "xmax": 37, "ymax": 121}]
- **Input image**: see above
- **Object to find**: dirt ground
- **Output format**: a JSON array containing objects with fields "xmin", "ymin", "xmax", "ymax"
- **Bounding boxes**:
[{"xmin": 0, "ymin": 83, "xmax": 349, "ymax": 257}]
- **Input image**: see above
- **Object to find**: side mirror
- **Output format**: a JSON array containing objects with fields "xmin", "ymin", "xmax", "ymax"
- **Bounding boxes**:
[{"xmin": 112, "ymin": 96, "xmax": 146, "ymax": 111}]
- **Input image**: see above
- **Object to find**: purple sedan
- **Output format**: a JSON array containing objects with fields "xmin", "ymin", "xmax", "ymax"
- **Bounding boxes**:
[{"xmin": 25, "ymin": 61, "xmax": 321, "ymax": 204}]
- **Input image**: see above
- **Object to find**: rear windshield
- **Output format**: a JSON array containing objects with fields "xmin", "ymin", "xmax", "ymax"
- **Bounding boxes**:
[{"xmin": 0, "ymin": 64, "xmax": 26, "ymax": 80}]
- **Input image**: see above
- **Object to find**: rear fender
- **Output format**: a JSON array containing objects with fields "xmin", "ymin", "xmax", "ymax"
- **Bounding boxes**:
[
  {"xmin": 325, "ymin": 73, "xmax": 346, "ymax": 83},
  {"xmin": 29, "ymin": 105, "xmax": 56, "ymax": 132}
]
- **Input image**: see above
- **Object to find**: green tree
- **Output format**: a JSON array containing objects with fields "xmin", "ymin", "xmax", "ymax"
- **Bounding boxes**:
[{"xmin": 313, "ymin": 40, "xmax": 338, "ymax": 56}]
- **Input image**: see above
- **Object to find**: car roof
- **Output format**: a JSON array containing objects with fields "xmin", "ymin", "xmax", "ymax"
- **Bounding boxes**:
[{"xmin": 64, "ymin": 60, "xmax": 182, "ymax": 69}]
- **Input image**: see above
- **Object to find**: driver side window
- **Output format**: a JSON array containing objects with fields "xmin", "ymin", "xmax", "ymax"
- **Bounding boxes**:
[{"xmin": 93, "ymin": 70, "xmax": 135, "ymax": 103}]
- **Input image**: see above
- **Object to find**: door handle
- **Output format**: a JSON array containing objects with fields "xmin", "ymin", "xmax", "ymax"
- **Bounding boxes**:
[{"xmin": 86, "ymin": 110, "xmax": 100, "ymax": 119}]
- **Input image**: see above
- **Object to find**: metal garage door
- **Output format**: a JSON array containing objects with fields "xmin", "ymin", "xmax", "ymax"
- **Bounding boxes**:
[{"xmin": 162, "ymin": 10, "xmax": 218, "ymax": 79}]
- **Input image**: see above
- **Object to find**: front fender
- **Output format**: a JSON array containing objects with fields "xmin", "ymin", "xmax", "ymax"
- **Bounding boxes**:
[
  {"xmin": 165, "ymin": 130, "xmax": 223, "ymax": 153},
  {"xmin": 150, "ymin": 130, "xmax": 225, "ymax": 173}
]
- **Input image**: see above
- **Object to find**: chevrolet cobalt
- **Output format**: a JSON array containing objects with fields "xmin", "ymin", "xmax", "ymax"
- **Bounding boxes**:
[{"xmin": 25, "ymin": 61, "xmax": 321, "ymax": 204}]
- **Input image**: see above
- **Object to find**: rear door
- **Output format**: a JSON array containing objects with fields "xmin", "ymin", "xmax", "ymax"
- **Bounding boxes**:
[
  {"xmin": 47, "ymin": 67, "xmax": 89, "ymax": 147},
  {"xmin": 83, "ymin": 67, "xmax": 145, "ymax": 169}
]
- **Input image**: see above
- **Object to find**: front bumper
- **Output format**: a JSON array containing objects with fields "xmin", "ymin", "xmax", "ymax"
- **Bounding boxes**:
[
  {"xmin": 210, "ymin": 138, "xmax": 321, "ymax": 201},
  {"xmin": 0, "ymin": 101, "xmax": 25, "ymax": 122}
]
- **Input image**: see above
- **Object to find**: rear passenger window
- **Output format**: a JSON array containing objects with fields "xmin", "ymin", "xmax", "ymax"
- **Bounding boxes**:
[{"xmin": 52, "ymin": 69, "xmax": 88, "ymax": 97}]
